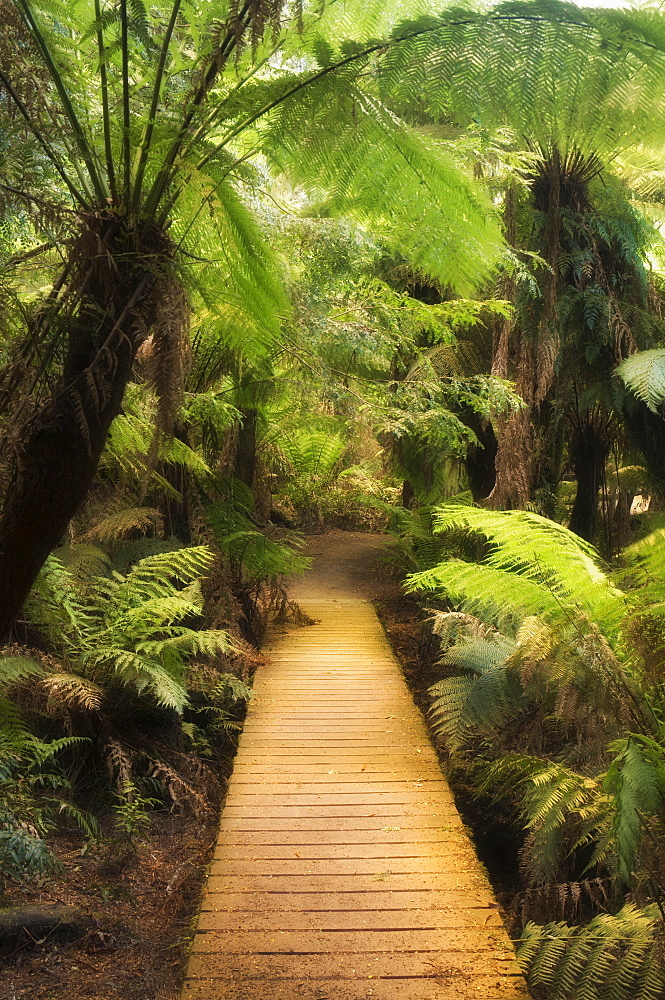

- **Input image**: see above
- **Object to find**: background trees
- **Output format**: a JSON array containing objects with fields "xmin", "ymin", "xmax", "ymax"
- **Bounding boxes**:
[{"xmin": 0, "ymin": 0, "xmax": 504, "ymax": 636}]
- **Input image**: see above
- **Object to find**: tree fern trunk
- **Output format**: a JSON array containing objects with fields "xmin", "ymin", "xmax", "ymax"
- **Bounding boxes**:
[
  {"xmin": 234, "ymin": 407, "xmax": 257, "ymax": 489},
  {"xmin": 159, "ymin": 424, "xmax": 193, "ymax": 543},
  {"xmin": 0, "ymin": 334, "xmax": 135, "ymax": 637},
  {"xmin": 568, "ymin": 422, "xmax": 608, "ymax": 541},
  {"xmin": 0, "ymin": 218, "xmax": 162, "ymax": 638}
]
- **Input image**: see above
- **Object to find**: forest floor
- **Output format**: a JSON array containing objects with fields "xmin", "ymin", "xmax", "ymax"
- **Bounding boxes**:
[{"xmin": 0, "ymin": 529, "xmax": 443, "ymax": 1000}]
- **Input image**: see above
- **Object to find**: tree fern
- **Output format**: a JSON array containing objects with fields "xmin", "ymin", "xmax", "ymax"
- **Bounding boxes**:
[{"xmin": 411, "ymin": 505, "xmax": 624, "ymax": 630}]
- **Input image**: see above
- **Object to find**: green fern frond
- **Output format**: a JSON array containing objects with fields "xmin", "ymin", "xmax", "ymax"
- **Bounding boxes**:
[
  {"xmin": 602, "ymin": 734, "xmax": 665, "ymax": 884},
  {"xmin": 281, "ymin": 428, "xmax": 347, "ymax": 478},
  {"xmin": 616, "ymin": 349, "xmax": 665, "ymax": 413},
  {"xmin": 119, "ymin": 545, "xmax": 215, "ymax": 592},
  {"xmin": 428, "ymin": 636, "xmax": 521, "ymax": 751},
  {"xmin": 440, "ymin": 635, "xmax": 516, "ymax": 674},
  {"xmin": 54, "ymin": 543, "xmax": 112, "ymax": 583},
  {"xmin": 209, "ymin": 673, "xmax": 252, "ymax": 711},
  {"xmin": 85, "ymin": 647, "xmax": 188, "ymax": 712},
  {"xmin": 481, "ymin": 754, "xmax": 608, "ymax": 886},
  {"xmin": 408, "ymin": 557, "xmax": 562, "ymax": 631},
  {"xmin": 517, "ymin": 903, "xmax": 665, "ymax": 1000},
  {"xmin": 407, "ymin": 505, "xmax": 625, "ymax": 634},
  {"xmin": 0, "ymin": 654, "xmax": 44, "ymax": 686}
]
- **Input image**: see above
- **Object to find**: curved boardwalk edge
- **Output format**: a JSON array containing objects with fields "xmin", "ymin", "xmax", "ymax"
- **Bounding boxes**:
[{"xmin": 182, "ymin": 593, "xmax": 530, "ymax": 1000}]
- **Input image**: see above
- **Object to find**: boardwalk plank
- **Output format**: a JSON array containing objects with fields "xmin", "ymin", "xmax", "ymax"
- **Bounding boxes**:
[{"xmin": 181, "ymin": 585, "xmax": 527, "ymax": 999}]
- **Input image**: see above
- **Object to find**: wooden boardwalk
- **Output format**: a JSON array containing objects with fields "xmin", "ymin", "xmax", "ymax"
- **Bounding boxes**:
[{"xmin": 182, "ymin": 553, "xmax": 529, "ymax": 999}]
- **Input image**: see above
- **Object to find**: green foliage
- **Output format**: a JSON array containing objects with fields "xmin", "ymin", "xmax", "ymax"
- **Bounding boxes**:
[
  {"xmin": 113, "ymin": 780, "xmax": 160, "ymax": 847},
  {"xmin": 0, "ymin": 701, "xmax": 92, "ymax": 881},
  {"xmin": 407, "ymin": 504, "xmax": 624, "ymax": 635},
  {"xmin": 20, "ymin": 545, "xmax": 235, "ymax": 712},
  {"xmin": 603, "ymin": 735, "xmax": 665, "ymax": 885},
  {"xmin": 517, "ymin": 904, "xmax": 665, "ymax": 1000},
  {"xmin": 616, "ymin": 350, "xmax": 665, "ymax": 413},
  {"xmin": 205, "ymin": 477, "xmax": 309, "ymax": 584},
  {"xmin": 428, "ymin": 634, "xmax": 519, "ymax": 751},
  {"xmin": 408, "ymin": 505, "xmax": 665, "ymax": 903},
  {"xmin": 480, "ymin": 754, "xmax": 609, "ymax": 887}
]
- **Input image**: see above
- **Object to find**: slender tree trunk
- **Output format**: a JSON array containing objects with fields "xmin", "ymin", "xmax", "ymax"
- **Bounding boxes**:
[
  {"xmin": 159, "ymin": 424, "xmax": 193, "ymax": 543},
  {"xmin": 568, "ymin": 422, "xmax": 608, "ymax": 541},
  {"xmin": 234, "ymin": 407, "xmax": 258, "ymax": 489}
]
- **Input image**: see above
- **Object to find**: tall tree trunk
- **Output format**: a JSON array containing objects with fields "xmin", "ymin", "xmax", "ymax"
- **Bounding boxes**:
[
  {"xmin": 0, "ymin": 331, "xmax": 136, "ymax": 636},
  {"xmin": 0, "ymin": 217, "xmax": 164, "ymax": 637},
  {"xmin": 159, "ymin": 425, "xmax": 193, "ymax": 543}
]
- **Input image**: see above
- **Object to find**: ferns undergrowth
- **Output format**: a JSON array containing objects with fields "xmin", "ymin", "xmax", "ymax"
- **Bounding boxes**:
[{"xmin": 404, "ymin": 502, "xmax": 665, "ymax": 998}]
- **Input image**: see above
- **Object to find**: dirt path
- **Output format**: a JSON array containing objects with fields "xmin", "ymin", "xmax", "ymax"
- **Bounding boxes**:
[{"xmin": 181, "ymin": 531, "xmax": 529, "ymax": 999}]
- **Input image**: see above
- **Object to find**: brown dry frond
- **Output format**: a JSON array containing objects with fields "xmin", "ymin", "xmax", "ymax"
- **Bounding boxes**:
[
  {"xmin": 83, "ymin": 506, "xmax": 163, "ymax": 543},
  {"xmin": 514, "ymin": 873, "xmax": 613, "ymax": 923},
  {"xmin": 228, "ymin": 0, "xmax": 293, "ymax": 50},
  {"xmin": 43, "ymin": 673, "xmax": 104, "ymax": 712},
  {"xmin": 106, "ymin": 739, "xmax": 134, "ymax": 792},
  {"xmin": 146, "ymin": 754, "xmax": 214, "ymax": 822},
  {"xmin": 428, "ymin": 610, "xmax": 492, "ymax": 651}
]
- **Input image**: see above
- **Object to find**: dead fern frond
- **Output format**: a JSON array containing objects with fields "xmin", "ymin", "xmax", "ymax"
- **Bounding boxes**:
[
  {"xmin": 43, "ymin": 673, "xmax": 104, "ymax": 712},
  {"xmin": 427, "ymin": 609, "xmax": 491, "ymax": 650},
  {"xmin": 146, "ymin": 755, "xmax": 211, "ymax": 822},
  {"xmin": 83, "ymin": 506, "xmax": 163, "ymax": 544},
  {"xmin": 106, "ymin": 738, "xmax": 133, "ymax": 792}
]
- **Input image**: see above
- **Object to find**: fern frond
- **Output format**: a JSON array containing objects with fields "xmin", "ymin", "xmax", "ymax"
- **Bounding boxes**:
[
  {"xmin": 602, "ymin": 734, "xmax": 665, "ymax": 884},
  {"xmin": 43, "ymin": 673, "xmax": 104, "ymax": 711},
  {"xmin": 407, "ymin": 505, "xmax": 625, "ymax": 634},
  {"xmin": 84, "ymin": 507, "xmax": 162, "ymax": 543},
  {"xmin": 616, "ymin": 349, "xmax": 665, "ymax": 413},
  {"xmin": 85, "ymin": 647, "xmax": 188, "ymax": 712},
  {"xmin": 481, "ymin": 754, "xmax": 608, "ymax": 886},
  {"xmin": 0, "ymin": 654, "xmax": 44, "ymax": 686},
  {"xmin": 440, "ymin": 635, "xmax": 516, "ymax": 674},
  {"xmin": 518, "ymin": 904, "xmax": 665, "ymax": 1000},
  {"xmin": 408, "ymin": 557, "xmax": 562, "ymax": 631}
]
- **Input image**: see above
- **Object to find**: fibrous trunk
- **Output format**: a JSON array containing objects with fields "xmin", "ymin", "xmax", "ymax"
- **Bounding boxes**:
[
  {"xmin": 0, "ymin": 215, "xmax": 172, "ymax": 637},
  {"xmin": 568, "ymin": 420, "xmax": 609, "ymax": 541}
]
